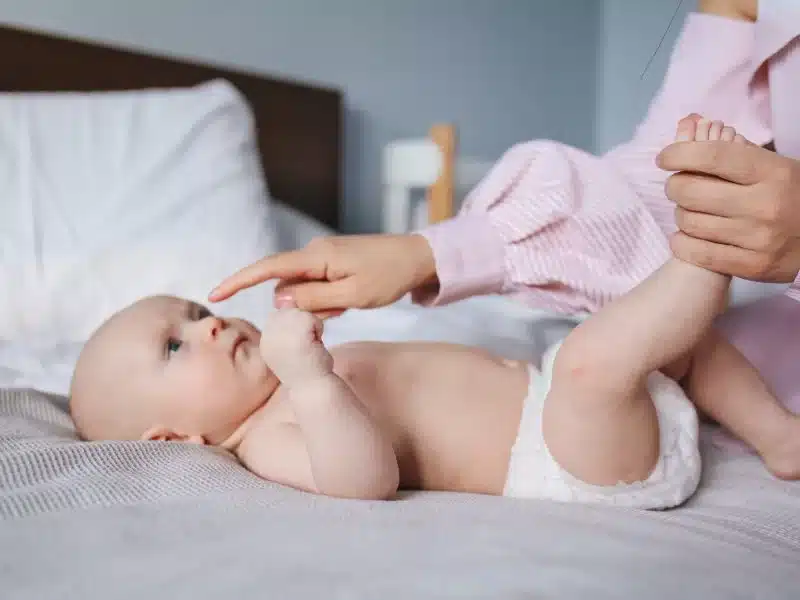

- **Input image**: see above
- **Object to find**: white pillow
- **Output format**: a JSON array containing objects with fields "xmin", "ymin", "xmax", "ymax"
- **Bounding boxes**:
[{"xmin": 0, "ymin": 79, "xmax": 279, "ymax": 346}]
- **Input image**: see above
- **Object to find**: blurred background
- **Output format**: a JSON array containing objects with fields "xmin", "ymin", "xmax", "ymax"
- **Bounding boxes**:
[{"xmin": 0, "ymin": 0, "xmax": 694, "ymax": 233}]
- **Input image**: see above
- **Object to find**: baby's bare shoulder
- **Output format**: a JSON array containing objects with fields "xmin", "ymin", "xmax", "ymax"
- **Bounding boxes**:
[{"xmin": 235, "ymin": 415, "xmax": 316, "ymax": 492}]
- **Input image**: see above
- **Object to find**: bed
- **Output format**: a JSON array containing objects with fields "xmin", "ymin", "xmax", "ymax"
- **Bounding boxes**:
[{"xmin": 1, "ymin": 23, "xmax": 798, "ymax": 600}]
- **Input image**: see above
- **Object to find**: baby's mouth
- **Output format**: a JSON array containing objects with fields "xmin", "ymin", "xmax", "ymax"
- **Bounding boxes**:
[{"xmin": 231, "ymin": 333, "xmax": 247, "ymax": 359}]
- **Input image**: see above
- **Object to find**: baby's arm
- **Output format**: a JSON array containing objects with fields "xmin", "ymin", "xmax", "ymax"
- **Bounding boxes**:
[{"xmin": 239, "ymin": 309, "xmax": 399, "ymax": 500}]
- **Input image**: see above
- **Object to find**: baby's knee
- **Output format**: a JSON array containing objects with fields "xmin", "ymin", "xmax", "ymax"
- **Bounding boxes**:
[
  {"xmin": 550, "ymin": 336, "xmax": 647, "ymax": 412},
  {"xmin": 551, "ymin": 336, "xmax": 616, "ymax": 388}
]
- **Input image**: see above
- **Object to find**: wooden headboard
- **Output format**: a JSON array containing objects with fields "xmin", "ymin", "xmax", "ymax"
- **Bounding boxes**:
[{"xmin": 0, "ymin": 23, "xmax": 342, "ymax": 230}]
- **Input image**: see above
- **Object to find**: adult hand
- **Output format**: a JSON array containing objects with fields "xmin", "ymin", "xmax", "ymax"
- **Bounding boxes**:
[
  {"xmin": 208, "ymin": 234, "xmax": 438, "ymax": 318},
  {"xmin": 657, "ymin": 139, "xmax": 800, "ymax": 283}
]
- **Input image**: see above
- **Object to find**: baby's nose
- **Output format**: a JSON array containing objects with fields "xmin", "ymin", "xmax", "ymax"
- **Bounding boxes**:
[{"xmin": 198, "ymin": 315, "xmax": 225, "ymax": 340}]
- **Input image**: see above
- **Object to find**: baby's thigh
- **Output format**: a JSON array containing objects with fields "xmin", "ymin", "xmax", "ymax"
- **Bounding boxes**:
[
  {"xmin": 541, "ymin": 349, "xmax": 661, "ymax": 487},
  {"xmin": 504, "ymin": 343, "xmax": 701, "ymax": 509}
]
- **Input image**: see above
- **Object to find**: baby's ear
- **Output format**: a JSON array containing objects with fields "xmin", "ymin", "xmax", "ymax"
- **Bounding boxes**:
[{"xmin": 141, "ymin": 426, "xmax": 206, "ymax": 445}]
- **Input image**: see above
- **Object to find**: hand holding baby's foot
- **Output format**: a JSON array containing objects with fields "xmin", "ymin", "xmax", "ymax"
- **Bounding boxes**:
[
  {"xmin": 259, "ymin": 308, "xmax": 334, "ymax": 384},
  {"xmin": 675, "ymin": 113, "xmax": 750, "ymax": 144}
]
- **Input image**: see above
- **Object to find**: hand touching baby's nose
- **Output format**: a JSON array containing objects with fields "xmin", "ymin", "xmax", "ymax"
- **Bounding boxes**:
[{"xmin": 259, "ymin": 308, "xmax": 334, "ymax": 384}]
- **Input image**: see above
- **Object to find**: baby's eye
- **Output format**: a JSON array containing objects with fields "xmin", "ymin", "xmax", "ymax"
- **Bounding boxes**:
[
  {"xmin": 195, "ymin": 305, "xmax": 212, "ymax": 320},
  {"xmin": 166, "ymin": 338, "xmax": 183, "ymax": 357}
]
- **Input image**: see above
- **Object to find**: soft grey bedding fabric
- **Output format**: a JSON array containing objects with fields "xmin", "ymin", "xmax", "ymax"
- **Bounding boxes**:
[{"xmin": 1, "ymin": 387, "xmax": 798, "ymax": 599}]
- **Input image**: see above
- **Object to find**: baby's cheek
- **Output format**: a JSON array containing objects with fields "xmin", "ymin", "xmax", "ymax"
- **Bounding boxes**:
[{"xmin": 185, "ymin": 364, "xmax": 237, "ymax": 411}]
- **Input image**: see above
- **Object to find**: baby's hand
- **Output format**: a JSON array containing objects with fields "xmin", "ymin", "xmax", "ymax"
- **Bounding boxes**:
[
  {"xmin": 675, "ymin": 113, "xmax": 750, "ymax": 144},
  {"xmin": 259, "ymin": 308, "xmax": 334, "ymax": 384}
]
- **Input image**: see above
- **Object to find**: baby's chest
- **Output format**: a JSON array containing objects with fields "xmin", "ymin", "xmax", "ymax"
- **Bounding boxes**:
[{"xmin": 331, "ymin": 346, "xmax": 527, "ymax": 426}]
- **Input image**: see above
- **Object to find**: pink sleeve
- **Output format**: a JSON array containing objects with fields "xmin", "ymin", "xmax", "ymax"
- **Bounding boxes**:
[
  {"xmin": 620, "ymin": 13, "xmax": 771, "ymax": 148},
  {"xmin": 412, "ymin": 12, "xmax": 768, "ymax": 315},
  {"xmin": 412, "ymin": 140, "xmax": 671, "ymax": 314},
  {"xmin": 603, "ymin": 12, "xmax": 772, "ymax": 236}
]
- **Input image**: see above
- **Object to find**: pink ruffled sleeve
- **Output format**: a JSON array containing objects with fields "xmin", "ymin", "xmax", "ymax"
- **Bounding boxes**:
[
  {"xmin": 413, "ymin": 12, "xmax": 770, "ymax": 315},
  {"xmin": 412, "ymin": 140, "xmax": 671, "ymax": 314}
]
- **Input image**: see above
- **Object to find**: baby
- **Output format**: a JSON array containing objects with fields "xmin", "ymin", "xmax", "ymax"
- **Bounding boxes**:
[{"xmin": 69, "ymin": 119, "xmax": 799, "ymax": 508}]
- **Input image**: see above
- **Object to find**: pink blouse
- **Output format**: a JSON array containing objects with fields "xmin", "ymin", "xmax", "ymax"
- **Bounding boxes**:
[{"xmin": 415, "ymin": 8, "xmax": 800, "ymax": 416}]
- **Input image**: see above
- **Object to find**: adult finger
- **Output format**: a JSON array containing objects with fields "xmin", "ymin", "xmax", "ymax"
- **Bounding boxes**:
[
  {"xmin": 665, "ymin": 171, "xmax": 751, "ymax": 218},
  {"xmin": 275, "ymin": 278, "xmax": 359, "ymax": 314},
  {"xmin": 669, "ymin": 231, "xmax": 765, "ymax": 278},
  {"xmin": 674, "ymin": 207, "xmax": 754, "ymax": 247},
  {"xmin": 208, "ymin": 249, "xmax": 326, "ymax": 302},
  {"xmin": 272, "ymin": 287, "xmax": 345, "ymax": 320},
  {"xmin": 315, "ymin": 309, "xmax": 346, "ymax": 320},
  {"xmin": 657, "ymin": 140, "xmax": 772, "ymax": 185}
]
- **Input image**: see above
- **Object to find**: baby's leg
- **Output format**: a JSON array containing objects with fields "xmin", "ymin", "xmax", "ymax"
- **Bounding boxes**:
[
  {"xmin": 684, "ymin": 331, "xmax": 800, "ymax": 480},
  {"xmin": 542, "ymin": 117, "xmax": 734, "ymax": 487},
  {"xmin": 669, "ymin": 115, "xmax": 800, "ymax": 480},
  {"xmin": 542, "ymin": 258, "xmax": 727, "ymax": 486}
]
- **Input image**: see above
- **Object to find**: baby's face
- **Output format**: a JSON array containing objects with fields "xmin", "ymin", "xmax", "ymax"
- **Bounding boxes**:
[{"xmin": 70, "ymin": 295, "xmax": 277, "ymax": 444}]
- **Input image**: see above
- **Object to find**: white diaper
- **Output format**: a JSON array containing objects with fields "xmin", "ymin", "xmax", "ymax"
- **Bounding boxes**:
[{"xmin": 503, "ymin": 343, "xmax": 701, "ymax": 510}]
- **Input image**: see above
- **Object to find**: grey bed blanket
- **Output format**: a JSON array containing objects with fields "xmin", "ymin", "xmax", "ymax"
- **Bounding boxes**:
[{"xmin": 1, "ymin": 387, "xmax": 798, "ymax": 600}]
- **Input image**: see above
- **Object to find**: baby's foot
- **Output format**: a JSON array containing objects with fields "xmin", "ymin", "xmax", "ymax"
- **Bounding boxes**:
[
  {"xmin": 259, "ymin": 307, "xmax": 334, "ymax": 384},
  {"xmin": 675, "ymin": 113, "xmax": 750, "ymax": 144},
  {"xmin": 759, "ymin": 415, "xmax": 800, "ymax": 481}
]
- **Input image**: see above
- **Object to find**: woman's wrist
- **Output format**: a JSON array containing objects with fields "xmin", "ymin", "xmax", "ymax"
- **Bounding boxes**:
[{"xmin": 407, "ymin": 233, "xmax": 439, "ymax": 289}]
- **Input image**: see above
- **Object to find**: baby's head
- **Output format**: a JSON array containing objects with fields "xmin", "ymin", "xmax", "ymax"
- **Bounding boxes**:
[{"xmin": 69, "ymin": 295, "xmax": 277, "ymax": 446}]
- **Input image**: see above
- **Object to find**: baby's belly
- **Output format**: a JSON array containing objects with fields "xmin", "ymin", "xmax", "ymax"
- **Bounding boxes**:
[{"xmin": 332, "ymin": 342, "xmax": 530, "ymax": 495}]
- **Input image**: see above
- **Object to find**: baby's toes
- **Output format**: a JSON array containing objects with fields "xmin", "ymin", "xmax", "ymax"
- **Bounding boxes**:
[
  {"xmin": 707, "ymin": 120, "xmax": 725, "ymax": 141},
  {"xmin": 693, "ymin": 118, "xmax": 712, "ymax": 141},
  {"xmin": 720, "ymin": 125, "xmax": 737, "ymax": 142},
  {"xmin": 675, "ymin": 113, "xmax": 701, "ymax": 141}
]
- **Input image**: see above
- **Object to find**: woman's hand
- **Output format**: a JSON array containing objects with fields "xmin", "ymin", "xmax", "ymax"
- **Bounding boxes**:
[
  {"xmin": 657, "ymin": 139, "xmax": 800, "ymax": 283},
  {"xmin": 699, "ymin": 0, "xmax": 757, "ymax": 21},
  {"xmin": 208, "ymin": 234, "xmax": 437, "ymax": 318}
]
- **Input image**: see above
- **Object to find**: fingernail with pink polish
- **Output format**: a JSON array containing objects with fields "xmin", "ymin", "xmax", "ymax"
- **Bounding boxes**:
[{"xmin": 274, "ymin": 293, "xmax": 296, "ymax": 308}]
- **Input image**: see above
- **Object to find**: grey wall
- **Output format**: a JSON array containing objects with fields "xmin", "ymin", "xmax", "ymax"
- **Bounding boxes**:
[
  {"xmin": 0, "ymin": 0, "xmax": 601, "ymax": 233},
  {"xmin": 594, "ymin": 0, "xmax": 696, "ymax": 153}
]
